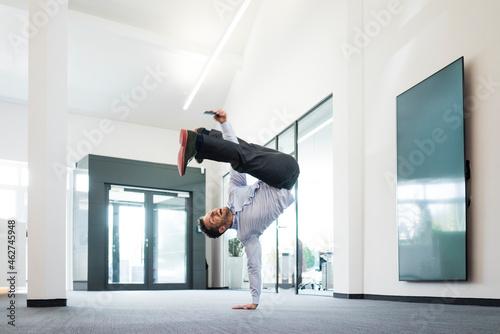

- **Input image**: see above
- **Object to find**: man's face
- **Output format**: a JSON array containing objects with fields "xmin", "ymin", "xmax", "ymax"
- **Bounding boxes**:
[{"xmin": 203, "ymin": 206, "xmax": 231, "ymax": 233}]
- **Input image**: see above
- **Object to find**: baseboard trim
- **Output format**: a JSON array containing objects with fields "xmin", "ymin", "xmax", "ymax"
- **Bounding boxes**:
[
  {"xmin": 27, "ymin": 299, "xmax": 67, "ymax": 307},
  {"xmin": 333, "ymin": 293, "xmax": 364, "ymax": 299},
  {"xmin": 333, "ymin": 293, "xmax": 500, "ymax": 307}
]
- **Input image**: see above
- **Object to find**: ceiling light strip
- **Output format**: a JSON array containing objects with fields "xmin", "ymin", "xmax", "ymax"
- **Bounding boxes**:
[{"xmin": 183, "ymin": 0, "xmax": 252, "ymax": 110}]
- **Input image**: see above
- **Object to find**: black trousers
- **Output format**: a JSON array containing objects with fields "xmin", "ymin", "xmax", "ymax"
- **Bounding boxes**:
[{"xmin": 195, "ymin": 130, "xmax": 300, "ymax": 190}]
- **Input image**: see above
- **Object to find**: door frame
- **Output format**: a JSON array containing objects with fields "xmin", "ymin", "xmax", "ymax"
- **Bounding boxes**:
[{"xmin": 105, "ymin": 184, "xmax": 193, "ymax": 291}]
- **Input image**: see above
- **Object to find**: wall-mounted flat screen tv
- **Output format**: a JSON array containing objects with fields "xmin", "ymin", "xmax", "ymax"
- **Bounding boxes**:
[{"xmin": 397, "ymin": 57, "xmax": 467, "ymax": 281}]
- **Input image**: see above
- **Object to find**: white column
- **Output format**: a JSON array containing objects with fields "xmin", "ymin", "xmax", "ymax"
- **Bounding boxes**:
[
  {"xmin": 27, "ymin": 0, "xmax": 68, "ymax": 306},
  {"xmin": 205, "ymin": 165, "xmax": 225, "ymax": 287},
  {"xmin": 207, "ymin": 238, "xmax": 224, "ymax": 287},
  {"xmin": 333, "ymin": 0, "xmax": 365, "ymax": 297}
]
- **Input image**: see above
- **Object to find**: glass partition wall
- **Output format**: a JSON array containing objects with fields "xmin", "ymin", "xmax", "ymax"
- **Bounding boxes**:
[
  {"xmin": 297, "ymin": 98, "xmax": 334, "ymax": 295},
  {"xmin": 277, "ymin": 127, "xmax": 297, "ymax": 293},
  {"xmin": 260, "ymin": 140, "xmax": 278, "ymax": 292},
  {"xmin": 222, "ymin": 95, "xmax": 333, "ymax": 295}
]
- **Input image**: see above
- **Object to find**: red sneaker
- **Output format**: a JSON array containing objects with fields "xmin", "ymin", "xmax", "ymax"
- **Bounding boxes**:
[{"xmin": 177, "ymin": 129, "xmax": 198, "ymax": 176}]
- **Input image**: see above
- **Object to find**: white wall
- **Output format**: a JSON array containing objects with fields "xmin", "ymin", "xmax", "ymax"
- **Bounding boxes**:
[
  {"xmin": 362, "ymin": 0, "xmax": 500, "ymax": 299},
  {"xmin": 224, "ymin": 0, "xmax": 335, "ymax": 144},
  {"xmin": 223, "ymin": 0, "xmax": 500, "ymax": 301},
  {"xmin": 67, "ymin": 113, "xmax": 182, "ymax": 166},
  {"xmin": 0, "ymin": 103, "xmax": 189, "ymax": 167}
]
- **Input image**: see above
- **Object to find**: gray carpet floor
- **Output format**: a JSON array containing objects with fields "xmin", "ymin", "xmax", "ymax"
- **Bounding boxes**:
[{"xmin": 1, "ymin": 290, "xmax": 499, "ymax": 334}]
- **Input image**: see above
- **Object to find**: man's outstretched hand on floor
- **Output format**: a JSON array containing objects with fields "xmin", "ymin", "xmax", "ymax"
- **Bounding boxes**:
[
  {"xmin": 213, "ymin": 109, "xmax": 227, "ymax": 124},
  {"xmin": 232, "ymin": 303, "xmax": 258, "ymax": 310}
]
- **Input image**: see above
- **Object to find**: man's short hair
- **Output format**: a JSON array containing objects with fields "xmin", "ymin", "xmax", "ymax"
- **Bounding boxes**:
[{"xmin": 198, "ymin": 216, "xmax": 223, "ymax": 239}]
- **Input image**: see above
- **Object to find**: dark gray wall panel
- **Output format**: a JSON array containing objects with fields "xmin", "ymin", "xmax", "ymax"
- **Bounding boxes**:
[{"xmin": 77, "ymin": 154, "xmax": 206, "ymax": 291}]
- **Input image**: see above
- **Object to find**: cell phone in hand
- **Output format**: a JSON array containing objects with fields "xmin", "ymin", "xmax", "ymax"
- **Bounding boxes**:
[{"xmin": 204, "ymin": 111, "xmax": 216, "ymax": 115}]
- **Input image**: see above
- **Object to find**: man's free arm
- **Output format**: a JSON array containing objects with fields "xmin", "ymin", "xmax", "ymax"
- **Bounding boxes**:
[{"xmin": 215, "ymin": 111, "xmax": 247, "ymax": 188}]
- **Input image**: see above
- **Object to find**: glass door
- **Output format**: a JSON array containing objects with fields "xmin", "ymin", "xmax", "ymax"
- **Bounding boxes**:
[
  {"xmin": 107, "ymin": 185, "xmax": 190, "ymax": 290},
  {"xmin": 150, "ymin": 193, "xmax": 189, "ymax": 289},
  {"xmin": 108, "ymin": 188, "xmax": 146, "ymax": 288}
]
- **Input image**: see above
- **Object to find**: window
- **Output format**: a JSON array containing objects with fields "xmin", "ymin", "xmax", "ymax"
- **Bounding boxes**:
[
  {"xmin": 0, "ymin": 160, "xmax": 28, "ymax": 290},
  {"xmin": 0, "ymin": 160, "xmax": 28, "ymax": 222}
]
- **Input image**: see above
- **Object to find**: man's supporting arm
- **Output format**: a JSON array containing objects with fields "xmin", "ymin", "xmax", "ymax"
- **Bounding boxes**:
[{"xmin": 232, "ymin": 236, "xmax": 261, "ymax": 309}]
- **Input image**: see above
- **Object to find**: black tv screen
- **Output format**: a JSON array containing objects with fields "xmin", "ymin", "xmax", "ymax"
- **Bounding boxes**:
[{"xmin": 397, "ymin": 57, "xmax": 467, "ymax": 281}]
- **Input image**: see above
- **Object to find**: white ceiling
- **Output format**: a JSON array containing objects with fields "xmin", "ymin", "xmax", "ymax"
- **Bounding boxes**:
[{"xmin": 0, "ymin": 0, "xmax": 262, "ymax": 130}]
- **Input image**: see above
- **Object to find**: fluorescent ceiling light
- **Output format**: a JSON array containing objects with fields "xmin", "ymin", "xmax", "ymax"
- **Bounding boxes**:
[
  {"xmin": 183, "ymin": 0, "xmax": 252, "ymax": 110},
  {"xmin": 297, "ymin": 118, "xmax": 333, "ymax": 144}
]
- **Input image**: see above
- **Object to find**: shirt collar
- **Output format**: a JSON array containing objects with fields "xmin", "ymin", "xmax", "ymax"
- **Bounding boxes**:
[{"xmin": 230, "ymin": 211, "xmax": 238, "ymax": 230}]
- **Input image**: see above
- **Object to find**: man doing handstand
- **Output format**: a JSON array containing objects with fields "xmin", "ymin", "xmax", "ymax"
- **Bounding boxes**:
[{"xmin": 178, "ymin": 110, "xmax": 300, "ymax": 310}]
